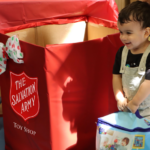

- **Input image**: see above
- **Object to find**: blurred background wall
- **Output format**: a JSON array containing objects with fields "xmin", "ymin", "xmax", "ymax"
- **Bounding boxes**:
[{"xmin": 115, "ymin": 0, "xmax": 137, "ymax": 12}]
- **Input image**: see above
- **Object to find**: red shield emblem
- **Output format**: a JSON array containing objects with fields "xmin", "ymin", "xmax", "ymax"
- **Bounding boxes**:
[{"xmin": 10, "ymin": 72, "xmax": 40, "ymax": 121}]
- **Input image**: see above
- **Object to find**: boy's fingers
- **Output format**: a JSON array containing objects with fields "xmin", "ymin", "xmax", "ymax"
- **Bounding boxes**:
[
  {"xmin": 124, "ymin": 102, "xmax": 127, "ymax": 106},
  {"xmin": 118, "ymin": 106, "xmax": 124, "ymax": 111}
]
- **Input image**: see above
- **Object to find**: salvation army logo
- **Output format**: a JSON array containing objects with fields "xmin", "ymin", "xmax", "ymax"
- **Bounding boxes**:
[{"xmin": 10, "ymin": 72, "xmax": 40, "ymax": 121}]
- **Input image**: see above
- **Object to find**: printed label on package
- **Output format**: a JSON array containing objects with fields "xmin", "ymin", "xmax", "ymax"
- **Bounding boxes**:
[{"xmin": 10, "ymin": 72, "xmax": 40, "ymax": 121}]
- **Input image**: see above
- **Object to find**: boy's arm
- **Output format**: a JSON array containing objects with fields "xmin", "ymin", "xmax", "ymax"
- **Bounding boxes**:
[
  {"xmin": 127, "ymin": 79, "xmax": 150, "ymax": 113},
  {"xmin": 113, "ymin": 74, "xmax": 127, "ymax": 110},
  {"xmin": 113, "ymin": 74, "xmax": 124, "ymax": 101}
]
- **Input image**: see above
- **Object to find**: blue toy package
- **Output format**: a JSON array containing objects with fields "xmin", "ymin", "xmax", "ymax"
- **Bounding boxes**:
[{"xmin": 96, "ymin": 111, "xmax": 150, "ymax": 150}]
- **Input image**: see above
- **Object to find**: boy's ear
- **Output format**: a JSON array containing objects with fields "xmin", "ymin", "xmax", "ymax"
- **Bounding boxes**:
[{"xmin": 145, "ymin": 27, "xmax": 150, "ymax": 38}]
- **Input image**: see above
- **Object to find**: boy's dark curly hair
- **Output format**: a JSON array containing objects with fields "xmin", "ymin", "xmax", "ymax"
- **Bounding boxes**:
[{"xmin": 118, "ymin": 1, "xmax": 150, "ymax": 28}]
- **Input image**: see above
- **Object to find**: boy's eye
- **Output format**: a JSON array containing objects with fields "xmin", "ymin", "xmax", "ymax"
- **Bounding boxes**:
[{"xmin": 127, "ymin": 32, "xmax": 132, "ymax": 34}]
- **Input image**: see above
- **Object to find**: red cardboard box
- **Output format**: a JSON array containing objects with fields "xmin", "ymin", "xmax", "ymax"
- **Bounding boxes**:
[{"xmin": 0, "ymin": 0, "xmax": 123, "ymax": 150}]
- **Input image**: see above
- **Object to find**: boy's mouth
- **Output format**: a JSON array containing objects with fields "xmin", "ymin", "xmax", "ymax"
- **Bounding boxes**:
[{"xmin": 125, "ymin": 42, "xmax": 131, "ymax": 46}]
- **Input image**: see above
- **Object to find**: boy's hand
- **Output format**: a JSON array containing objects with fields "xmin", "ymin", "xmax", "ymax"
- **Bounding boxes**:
[
  {"xmin": 126, "ymin": 100, "xmax": 139, "ymax": 114},
  {"xmin": 117, "ymin": 98, "xmax": 128, "ymax": 111}
]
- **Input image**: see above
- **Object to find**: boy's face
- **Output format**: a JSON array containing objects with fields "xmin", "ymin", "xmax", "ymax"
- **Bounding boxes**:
[
  {"xmin": 117, "ymin": 19, "xmax": 148, "ymax": 53},
  {"xmin": 121, "ymin": 140, "xmax": 126, "ymax": 146}
]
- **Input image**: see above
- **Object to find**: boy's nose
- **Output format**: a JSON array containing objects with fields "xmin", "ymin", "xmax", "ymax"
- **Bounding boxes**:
[{"xmin": 120, "ymin": 34, "xmax": 127, "ymax": 41}]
